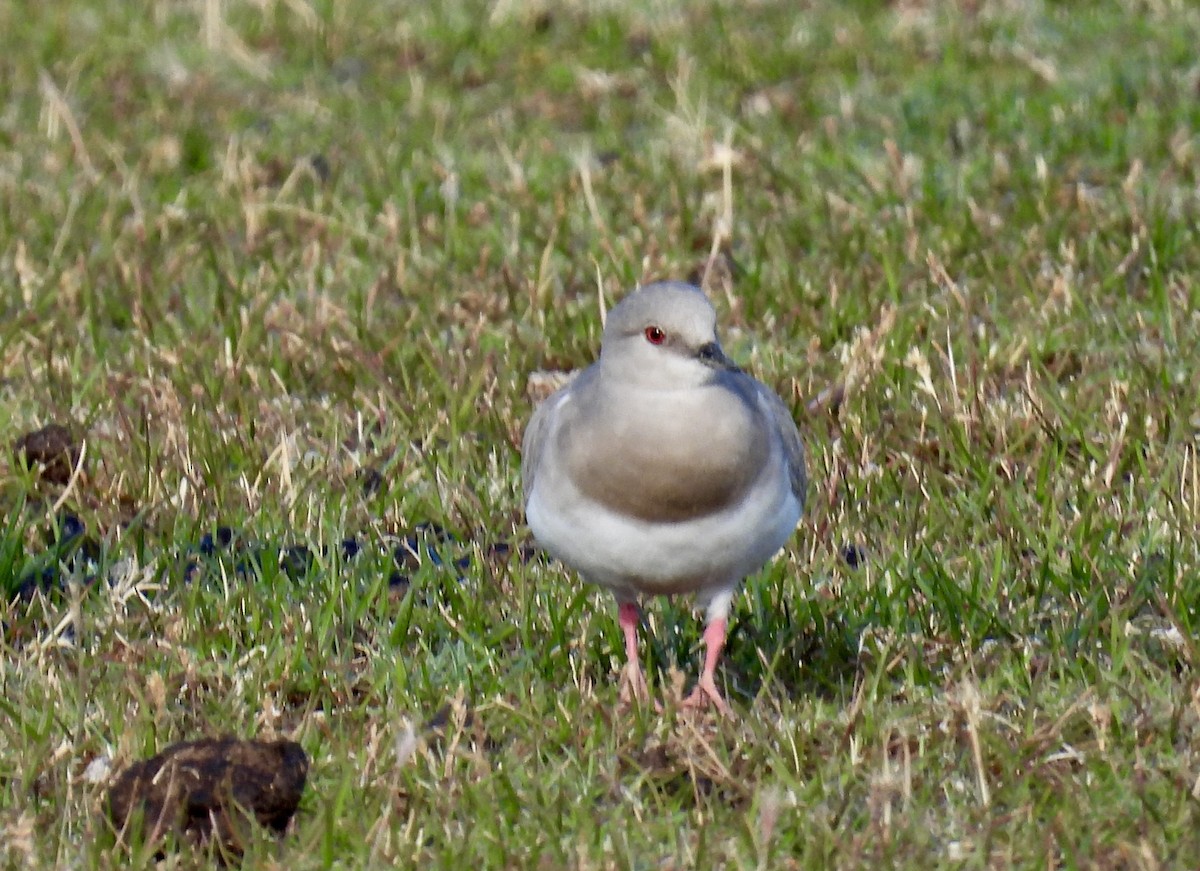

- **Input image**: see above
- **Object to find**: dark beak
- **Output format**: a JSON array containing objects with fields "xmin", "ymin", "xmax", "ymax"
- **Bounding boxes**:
[{"xmin": 696, "ymin": 342, "xmax": 740, "ymax": 372}]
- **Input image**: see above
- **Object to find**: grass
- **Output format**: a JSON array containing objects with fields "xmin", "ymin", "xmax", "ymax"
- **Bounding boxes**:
[{"xmin": 2, "ymin": 0, "xmax": 1199, "ymax": 866}]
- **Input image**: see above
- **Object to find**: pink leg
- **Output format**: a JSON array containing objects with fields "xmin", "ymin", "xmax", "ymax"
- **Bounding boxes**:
[
  {"xmin": 618, "ymin": 602, "xmax": 648, "ymax": 702},
  {"xmin": 683, "ymin": 618, "xmax": 732, "ymax": 716}
]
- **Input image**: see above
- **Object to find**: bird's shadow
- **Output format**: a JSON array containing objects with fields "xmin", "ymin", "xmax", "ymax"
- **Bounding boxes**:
[{"xmin": 645, "ymin": 577, "xmax": 862, "ymax": 707}]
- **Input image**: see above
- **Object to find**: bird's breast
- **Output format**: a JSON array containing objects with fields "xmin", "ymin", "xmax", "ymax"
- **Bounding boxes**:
[{"xmin": 559, "ymin": 385, "xmax": 772, "ymax": 523}]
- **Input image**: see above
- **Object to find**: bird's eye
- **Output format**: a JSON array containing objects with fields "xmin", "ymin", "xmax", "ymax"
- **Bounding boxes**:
[{"xmin": 644, "ymin": 326, "xmax": 665, "ymax": 345}]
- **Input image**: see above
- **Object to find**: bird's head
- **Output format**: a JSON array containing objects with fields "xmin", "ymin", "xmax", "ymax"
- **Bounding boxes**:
[{"xmin": 599, "ymin": 282, "xmax": 739, "ymax": 389}]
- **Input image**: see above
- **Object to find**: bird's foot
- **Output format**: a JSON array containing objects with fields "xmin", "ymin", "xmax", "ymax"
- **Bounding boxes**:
[
  {"xmin": 619, "ymin": 661, "xmax": 662, "ymax": 712},
  {"xmin": 619, "ymin": 660, "xmax": 648, "ymax": 702},
  {"xmin": 682, "ymin": 674, "xmax": 732, "ymax": 717},
  {"xmin": 680, "ymin": 617, "xmax": 732, "ymax": 716}
]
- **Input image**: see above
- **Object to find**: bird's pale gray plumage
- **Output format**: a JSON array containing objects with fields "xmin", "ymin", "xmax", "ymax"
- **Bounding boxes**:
[
  {"xmin": 520, "ymin": 368, "xmax": 587, "ymax": 509},
  {"xmin": 520, "ymin": 281, "xmax": 806, "ymax": 712},
  {"xmin": 523, "ymin": 284, "xmax": 805, "ymax": 518},
  {"xmin": 755, "ymin": 381, "xmax": 808, "ymax": 503}
]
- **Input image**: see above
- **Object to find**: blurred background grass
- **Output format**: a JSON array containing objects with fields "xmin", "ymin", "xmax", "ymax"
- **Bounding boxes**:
[{"xmin": 1, "ymin": 0, "xmax": 1199, "ymax": 866}]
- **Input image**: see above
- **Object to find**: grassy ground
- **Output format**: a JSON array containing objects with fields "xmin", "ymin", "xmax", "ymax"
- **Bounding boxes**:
[{"xmin": 2, "ymin": 0, "xmax": 1199, "ymax": 866}]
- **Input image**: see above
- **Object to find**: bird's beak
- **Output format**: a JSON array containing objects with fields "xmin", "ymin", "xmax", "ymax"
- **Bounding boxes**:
[{"xmin": 696, "ymin": 342, "xmax": 741, "ymax": 372}]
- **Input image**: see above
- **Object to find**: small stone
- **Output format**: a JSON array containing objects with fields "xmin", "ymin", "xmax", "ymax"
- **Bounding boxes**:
[
  {"xmin": 181, "ymin": 558, "xmax": 202, "ymax": 584},
  {"xmin": 393, "ymin": 542, "xmax": 421, "ymax": 571},
  {"xmin": 279, "ymin": 545, "xmax": 314, "ymax": 581},
  {"xmin": 339, "ymin": 537, "xmax": 362, "ymax": 560},
  {"xmin": 15, "ymin": 565, "xmax": 61, "ymax": 601},
  {"xmin": 52, "ymin": 515, "xmax": 101, "ymax": 570},
  {"xmin": 13, "ymin": 424, "xmax": 81, "ymax": 485},
  {"xmin": 198, "ymin": 526, "xmax": 237, "ymax": 558},
  {"xmin": 56, "ymin": 513, "xmax": 86, "ymax": 544}
]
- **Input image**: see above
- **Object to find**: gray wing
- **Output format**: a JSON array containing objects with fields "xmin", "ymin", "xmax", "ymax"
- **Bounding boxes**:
[
  {"xmin": 755, "ymin": 382, "xmax": 808, "ymax": 510},
  {"xmin": 520, "ymin": 390, "xmax": 558, "ymax": 508},
  {"xmin": 520, "ymin": 367, "xmax": 596, "ymax": 507}
]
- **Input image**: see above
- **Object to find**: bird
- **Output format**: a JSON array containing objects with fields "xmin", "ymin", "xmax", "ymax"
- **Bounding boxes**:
[{"xmin": 521, "ymin": 281, "xmax": 806, "ymax": 714}]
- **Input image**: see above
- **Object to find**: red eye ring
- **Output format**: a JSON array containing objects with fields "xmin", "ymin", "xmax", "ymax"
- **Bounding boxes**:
[{"xmin": 644, "ymin": 326, "xmax": 665, "ymax": 345}]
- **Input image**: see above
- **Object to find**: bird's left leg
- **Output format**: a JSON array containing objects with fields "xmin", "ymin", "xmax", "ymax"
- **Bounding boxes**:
[
  {"xmin": 683, "ymin": 618, "xmax": 732, "ymax": 715},
  {"xmin": 617, "ymin": 600, "xmax": 649, "ymax": 703}
]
